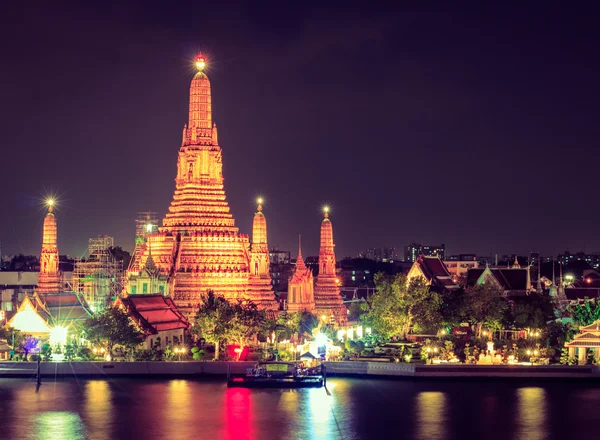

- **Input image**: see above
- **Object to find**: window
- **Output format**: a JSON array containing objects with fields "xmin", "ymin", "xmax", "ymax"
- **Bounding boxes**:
[
  {"xmin": 131, "ymin": 285, "xmax": 137, "ymax": 294},
  {"xmin": 159, "ymin": 285, "xmax": 164, "ymax": 294},
  {"xmin": 142, "ymin": 283, "xmax": 148, "ymax": 294}
]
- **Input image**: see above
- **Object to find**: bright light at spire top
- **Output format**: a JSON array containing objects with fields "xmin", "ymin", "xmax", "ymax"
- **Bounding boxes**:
[
  {"xmin": 46, "ymin": 199, "xmax": 54, "ymax": 207},
  {"xmin": 323, "ymin": 206, "xmax": 330, "ymax": 213},
  {"xmin": 257, "ymin": 197, "xmax": 263, "ymax": 205},
  {"xmin": 195, "ymin": 55, "xmax": 206, "ymax": 71}
]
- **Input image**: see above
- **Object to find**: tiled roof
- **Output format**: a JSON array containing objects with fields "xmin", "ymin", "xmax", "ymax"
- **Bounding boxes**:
[
  {"xmin": 466, "ymin": 267, "xmax": 529, "ymax": 291},
  {"xmin": 37, "ymin": 292, "xmax": 92, "ymax": 326},
  {"xmin": 466, "ymin": 269, "xmax": 485, "ymax": 286},
  {"xmin": 416, "ymin": 256, "xmax": 460, "ymax": 291},
  {"xmin": 117, "ymin": 294, "xmax": 190, "ymax": 335},
  {"xmin": 492, "ymin": 269, "xmax": 528, "ymax": 290}
]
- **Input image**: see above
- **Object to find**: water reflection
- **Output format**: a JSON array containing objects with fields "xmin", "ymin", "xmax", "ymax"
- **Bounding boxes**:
[
  {"xmin": 308, "ymin": 387, "xmax": 335, "ymax": 440},
  {"xmin": 224, "ymin": 387, "xmax": 254, "ymax": 440},
  {"xmin": 166, "ymin": 379, "xmax": 194, "ymax": 437},
  {"xmin": 30, "ymin": 411, "xmax": 86, "ymax": 440},
  {"xmin": 415, "ymin": 391, "xmax": 447, "ymax": 440},
  {"xmin": 516, "ymin": 387, "xmax": 547, "ymax": 440},
  {"xmin": 83, "ymin": 380, "xmax": 112, "ymax": 440}
]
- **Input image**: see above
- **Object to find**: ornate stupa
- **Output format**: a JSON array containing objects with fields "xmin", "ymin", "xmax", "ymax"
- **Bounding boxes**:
[
  {"xmin": 126, "ymin": 56, "xmax": 276, "ymax": 311},
  {"xmin": 247, "ymin": 199, "xmax": 278, "ymax": 309},
  {"xmin": 287, "ymin": 236, "xmax": 315, "ymax": 313},
  {"xmin": 314, "ymin": 207, "xmax": 346, "ymax": 324},
  {"xmin": 37, "ymin": 199, "xmax": 62, "ymax": 293}
]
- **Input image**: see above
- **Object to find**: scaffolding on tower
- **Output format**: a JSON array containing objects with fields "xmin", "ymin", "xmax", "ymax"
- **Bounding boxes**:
[
  {"xmin": 72, "ymin": 235, "xmax": 123, "ymax": 313},
  {"xmin": 128, "ymin": 212, "xmax": 158, "ymax": 273}
]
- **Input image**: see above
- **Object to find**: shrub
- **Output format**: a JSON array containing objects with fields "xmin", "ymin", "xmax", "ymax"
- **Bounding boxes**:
[
  {"xmin": 41, "ymin": 343, "xmax": 52, "ymax": 361},
  {"xmin": 78, "ymin": 347, "xmax": 93, "ymax": 360},
  {"xmin": 191, "ymin": 347, "xmax": 205, "ymax": 360}
]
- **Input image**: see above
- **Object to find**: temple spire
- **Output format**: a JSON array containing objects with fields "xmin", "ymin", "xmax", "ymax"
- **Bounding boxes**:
[
  {"xmin": 38, "ymin": 199, "xmax": 61, "ymax": 293},
  {"xmin": 188, "ymin": 54, "xmax": 212, "ymax": 142},
  {"xmin": 252, "ymin": 198, "xmax": 267, "ymax": 245},
  {"xmin": 314, "ymin": 205, "xmax": 346, "ymax": 324},
  {"xmin": 512, "ymin": 255, "xmax": 520, "ymax": 269},
  {"xmin": 296, "ymin": 235, "xmax": 305, "ymax": 268}
]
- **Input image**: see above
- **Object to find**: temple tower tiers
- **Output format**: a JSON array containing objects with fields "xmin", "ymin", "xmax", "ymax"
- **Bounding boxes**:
[
  {"xmin": 247, "ymin": 200, "xmax": 278, "ymax": 309},
  {"xmin": 126, "ymin": 57, "xmax": 273, "ymax": 312},
  {"xmin": 314, "ymin": 208, "xmax": 346, "ymax": 324},
  {"xmin": 37, "ymin": 202, "xmax": 62, "ymax": 293},
  {"xmin": 287, "ymin": 236, "xmax": 315, "ymax": 313}
]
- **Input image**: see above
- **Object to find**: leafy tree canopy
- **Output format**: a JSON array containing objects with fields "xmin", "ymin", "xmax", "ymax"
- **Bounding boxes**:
[
  {"xmin": 364, "ymin": 273, "xmax": 442, "ymax": 340},
  {"xmin": 83, "ymin": 306, "xmax": 144, "ymax": 354}
]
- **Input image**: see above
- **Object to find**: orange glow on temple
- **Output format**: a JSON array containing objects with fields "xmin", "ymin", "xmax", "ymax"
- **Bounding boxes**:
[
  {"xmin": 38, "ymin": 202, "xmax": 61, "ymax": 293},
  {"xmin": 126, "ymin": 66, "xmax": 277, "ymax": 311},
  {"xmin": 314, "ymin": 208, "xmax": 346, "ymax": 323}
]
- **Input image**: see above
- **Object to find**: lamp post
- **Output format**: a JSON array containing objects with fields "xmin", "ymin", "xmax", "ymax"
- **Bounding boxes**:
[{"xmin": 174, "ymin": 346, "xmax": 187, "ymax": 361}]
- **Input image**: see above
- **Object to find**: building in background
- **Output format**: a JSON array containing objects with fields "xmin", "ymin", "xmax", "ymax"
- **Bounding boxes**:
[
  {"xmin": 269, "ymin": 248, "xmax": 290, "ymax": 265},
  {"xmin": 557, "ymin": 251, "xmax": 600, "ymax": 269},
  {"xmin": 466, "ymin": 265, "xmax": 533, "ymax": 297},
  {"xmin": 444, "ymin": 255, "xmax": 479, "ymax": 284},
  {"xmin": 361, "ymin": 247, "xmax": 398, "ymax": 263},
  {"xmin": 407, "ymin": 255, "xmax": 459, "ymax": 293},
  {"xmin": 404, "ymin": 242, "xmax": 446, "ymax": 262},
  {"xmin": 72, "ymin": 236, "xmax": 123, "ymax": 312},
  {"xmin": 115, "ymin": 294, "xmax": 190, "ymax": 350}
]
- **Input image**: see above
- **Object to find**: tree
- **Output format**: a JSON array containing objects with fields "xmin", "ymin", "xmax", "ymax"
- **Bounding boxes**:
[
  {"xmin": 222, "ymin": 300, "xmax": 266, "ymax": 348},
  {"xmin": 463, "ymin": 282, "xmax": 508, "ymax": 337},
  {"xmin": 365, "ymin": 273, "xmax": 442, "ymax": 340},
  {"xmin": 510, "ymin": 292, "xmax": 556, "ymax": 330},
  {"xmin": 83, "ymin": 307, "xmax": 144, "ymax": 357},
  {"xmin": 0, "ymin": 327, "xmax": 26, "ymax": 351},
  {"xmin": 21, "ymin": 336, "xmax": 38, "ymax": 360},
  {"xmin": 568, "ymin": 300, "xmax": 600, "ymax": 327},
  {"xmin": 192, "ymin": 291, "xmax": 232, "ymax": 360}
]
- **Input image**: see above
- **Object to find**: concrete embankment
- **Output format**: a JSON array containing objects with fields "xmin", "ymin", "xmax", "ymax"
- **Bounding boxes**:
[
  {"xmin": 0, "ymin": 361, "xmax": 254, "ymax": 378},
  {"xmin": 325, "ymin": 362, "xmax": 600, "ymax": 379},
  {"xmin": 0, "ymin": 361, "xmax": 599, "ymax": 380}
]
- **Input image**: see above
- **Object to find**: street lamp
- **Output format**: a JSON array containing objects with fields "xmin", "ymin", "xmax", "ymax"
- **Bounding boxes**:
[{"xmin": 174, "ymin": 346, "xmax": 187, "ymax": 361}]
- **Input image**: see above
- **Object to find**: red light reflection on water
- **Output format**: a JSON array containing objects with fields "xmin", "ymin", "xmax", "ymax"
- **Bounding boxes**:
[{"xmin": 224, "ymin": 387, "xmax": 255, "ymax": 440}]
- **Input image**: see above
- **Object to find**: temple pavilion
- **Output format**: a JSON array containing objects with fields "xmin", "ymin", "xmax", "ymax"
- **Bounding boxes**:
[{"xmin": 565, "ymin": 320, "xmax": 600, "ymax": 365}]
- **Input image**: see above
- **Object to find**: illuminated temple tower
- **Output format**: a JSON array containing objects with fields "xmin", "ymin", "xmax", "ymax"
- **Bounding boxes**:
[
  {"xmin": 287, "ymin": 237, "xmax": 315, "ymax": 313},
  {"xmin": 126, "ymin": 56, "xmax": 276, "ymax": 311},
  {"xmin": 314, "ymin": 207, "xmax": 346, "ymax": 324},
  {"xmin": 37, "ymin": 200, "xmax": 62, "ymax": 293},
  {"xmin": 247, "ymin": 199, "xmax": 277, "ymax": 308}
]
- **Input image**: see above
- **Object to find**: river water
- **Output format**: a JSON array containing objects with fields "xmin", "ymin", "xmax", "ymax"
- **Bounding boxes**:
[{"xmin": 0, "ymin": 377, "xmax": 598, "ymax": 439}]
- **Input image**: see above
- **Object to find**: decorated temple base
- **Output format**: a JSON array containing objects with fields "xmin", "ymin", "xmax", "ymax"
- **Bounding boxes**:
[{"xmin": 125, "ymin": 56, "xmax": 277, "ymax": 311}]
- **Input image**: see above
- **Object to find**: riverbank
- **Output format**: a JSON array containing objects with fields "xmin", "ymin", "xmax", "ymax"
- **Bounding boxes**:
[{"xmin": 1, "ymin": 361, "xmax": 600, "ymax": 380}]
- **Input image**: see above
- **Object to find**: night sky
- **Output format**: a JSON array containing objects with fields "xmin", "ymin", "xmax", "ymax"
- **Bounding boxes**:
[{"xmin": 2, "ymin": 2, "xmax": 599, "ymax": 259}]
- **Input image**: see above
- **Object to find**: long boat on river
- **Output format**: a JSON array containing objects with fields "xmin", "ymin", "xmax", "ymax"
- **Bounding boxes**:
[{"xmin": 227, "ymin": 361, "xmax": 325, "ymax": 388}]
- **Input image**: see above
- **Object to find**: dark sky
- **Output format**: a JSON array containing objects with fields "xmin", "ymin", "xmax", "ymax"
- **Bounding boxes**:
[{"xmin": 2, "ymin": 2, "xmax": 600, "ymax": 259}]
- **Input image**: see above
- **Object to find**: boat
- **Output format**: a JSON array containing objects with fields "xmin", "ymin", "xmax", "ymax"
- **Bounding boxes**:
[{"xmin": 227, "ymin": 361, "xmax": 325, "ymax": 388}]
